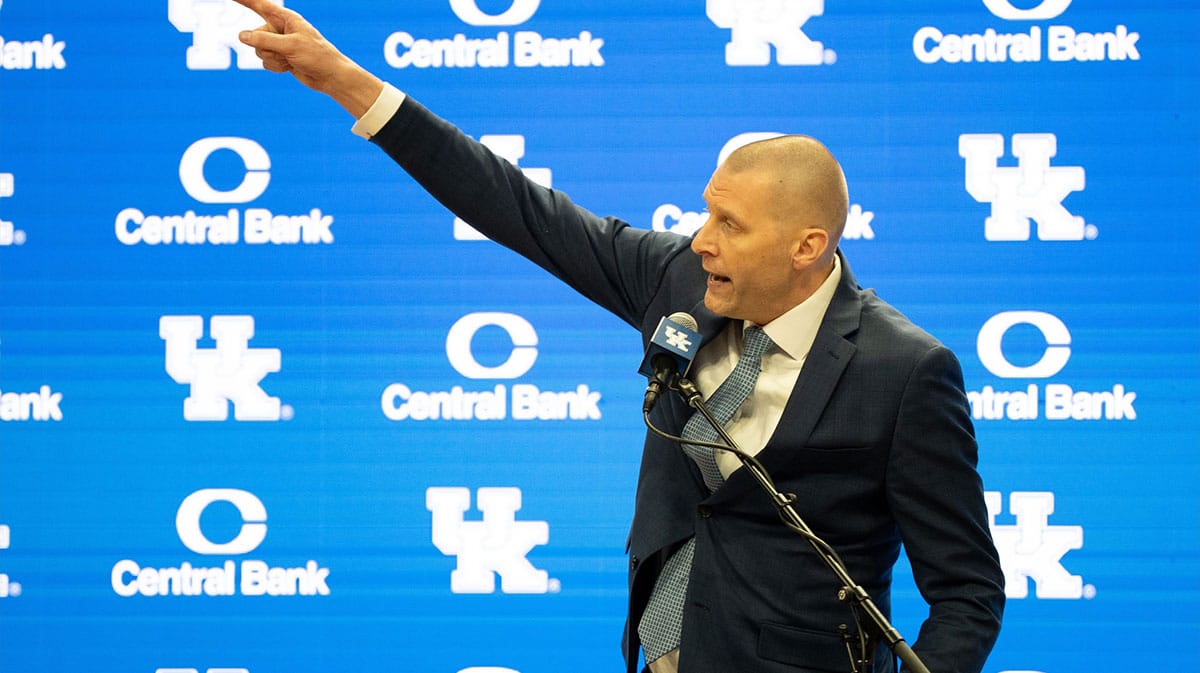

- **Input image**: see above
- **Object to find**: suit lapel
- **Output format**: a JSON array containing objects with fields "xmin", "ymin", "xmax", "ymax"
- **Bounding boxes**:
[{"xmin": 709, "ymin": 252, "xmax": 863, "ymax": 504}]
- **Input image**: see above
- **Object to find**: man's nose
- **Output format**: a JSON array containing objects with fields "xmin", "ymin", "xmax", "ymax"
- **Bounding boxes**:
[{"xmin": 690, "ymin": 219, "xmax": 714, "ymax": 255}]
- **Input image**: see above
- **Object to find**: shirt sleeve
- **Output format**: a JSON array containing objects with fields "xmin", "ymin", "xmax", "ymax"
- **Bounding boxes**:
[{"xmin": 350, "ymin": 83, "xmax": 407, "ymax": 140}]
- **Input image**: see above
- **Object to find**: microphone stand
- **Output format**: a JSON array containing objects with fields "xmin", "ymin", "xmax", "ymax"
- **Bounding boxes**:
[{"xmin": 673, "ymin": 376, "xmax": 932, "ymax": 673}]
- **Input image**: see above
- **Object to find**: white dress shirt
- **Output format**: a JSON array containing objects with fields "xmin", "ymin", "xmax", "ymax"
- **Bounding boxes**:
[{"xmin": 689, "ymin": 255, "xmax": 842, "ymax": 479}]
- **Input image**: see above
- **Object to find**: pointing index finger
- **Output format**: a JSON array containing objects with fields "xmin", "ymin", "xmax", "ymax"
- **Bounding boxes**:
[{"xmin": 231, "ymin": 0, "xmax": 288, "ymax": 31}]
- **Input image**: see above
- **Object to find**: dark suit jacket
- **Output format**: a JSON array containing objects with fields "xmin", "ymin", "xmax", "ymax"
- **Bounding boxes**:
[{"xmin": 373, "ymin": 96, "xmax": 1005, "ymax": 673}]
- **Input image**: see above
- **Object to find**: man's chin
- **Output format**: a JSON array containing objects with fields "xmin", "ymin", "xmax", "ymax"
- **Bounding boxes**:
[{"xmin": 703, "ymin": 293, "xmax": 735, "ymax": 319}]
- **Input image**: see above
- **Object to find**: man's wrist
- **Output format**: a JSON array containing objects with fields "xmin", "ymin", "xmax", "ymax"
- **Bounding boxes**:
[
  {"xmin": 325, "ymin": 60, "xmax": 386, "ymax": 120},
  {"xmin": 350, "ymin": 83, "xmax": 407, "ymax": 140}
]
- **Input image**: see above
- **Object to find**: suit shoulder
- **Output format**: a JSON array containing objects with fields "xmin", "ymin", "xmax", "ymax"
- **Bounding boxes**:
[{"xmin": 857, "ymin": 289, "xmax": 950, "ymax": 357}]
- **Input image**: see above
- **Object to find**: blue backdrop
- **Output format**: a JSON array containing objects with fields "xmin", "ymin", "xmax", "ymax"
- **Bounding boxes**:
[{"xmin": 1, "ymin": 1, "xmax": 1197, "ymax": 672}]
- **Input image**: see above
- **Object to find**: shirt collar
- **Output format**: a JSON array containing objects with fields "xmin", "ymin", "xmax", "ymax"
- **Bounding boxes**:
[{"xmin": 744, "ymin": 254, "xmax": 842, "ymax": 361}]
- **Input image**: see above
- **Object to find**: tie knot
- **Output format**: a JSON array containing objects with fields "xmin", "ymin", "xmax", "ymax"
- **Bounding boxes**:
[{"xmin": 741, "ymin": 326, "xmax": 774, "ymax": 362}]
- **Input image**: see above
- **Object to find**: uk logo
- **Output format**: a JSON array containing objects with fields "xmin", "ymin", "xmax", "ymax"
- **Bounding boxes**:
[
  {"xmin": 0, "ymin": 522, "xmax": 15, "ymax": 598},
  {"xmin": 426, "ymin": 487, "xmax": 552, "ymax": 594},
  {"xmin": 168, "ymin": 0, "xmax": 284, "ymax": 70},
  {"xmin": 0, "ymin": 170, "xmax": 23, "ymax": 247},
  {"xmin": 455, "ymin": 135, "xmax": 552, "ymax": 240},
  {"xmin": 707, "ymin": 0, "xmax": 836, "ymax": 66},
  {"xmin": 159, "ymin": 315, "xmax": 285, "ymax": 421},
  {"xmin": 960, "ymin": 133, "xmax": 1094, "ymax": 241},
  {"xmin": 987, "ymin": 491, "xmax": 1086, "ymax": 599},
  {"xmin": 664, "ymin": 326, "xmax": 694, "ymax": 352}
]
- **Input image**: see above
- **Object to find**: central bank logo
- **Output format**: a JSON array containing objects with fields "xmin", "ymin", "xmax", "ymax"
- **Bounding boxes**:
[
  {"xmin": 179, "ymin": 136, "xmax": 271, "ymax": 203},
  {"xmin": 116, "ymin": 136, "xmax": 334, "ymax": 246},
  {"xmin": 455, "ymin": 135, "xmax": 552, "ymax": 240},
  {"xmin": 427, "ymin": 487, "xmax": 553, "ymax": 594},
  {"xmin": 450, "ymin": 0, "xmax": 539, "ymax": 25},
  {"xmin": 0, "ymin": 338, "xmax": 64, "ymax": 422},
  {"xmin": 445, "ymin": 312, "xmax": 539, "ymax": 379},
  {"xmin": 654, "ymin": 132, "xmax": 874, "ymax": 240},
  {"xmin": 707, "ymin": 0, "xmax": 835, "ymax": 66},
  {"xmin": 983, "ymin": 0, "xmax": 1072, "ymax": 20},
  {"xmin": 112, "ymin": 489, "xmax": 330, "ymax": 597},
  {"xmin": 0, "ymin": 2, "xmax": 67, "ymax": 71},
  {"xmin": 160, "ymin": 315, "xmax": 288, "ymax": 421},
  {"xmin": 914, "ymin": 0, "xmax": 1139, "ymax": 64},
  {"xmin": 176, "ymin": 488, "xmax": 267, "ymax": 554},
  {"xmin": 968, "ymin": 311, "xmax": 1136, "ymax": 421},
  {"xmin": 169, "ymin": 0, "xmax": 284, "ymax": 70},
  {"xmin": 987, "ymin": 491, "xmax": 1087, "ymax": 599},
  {"xmin": 382, "ymin": 312, "xmax": 602, "ymax": 421},
  {"xmin": 977, "ymin": 311, "xmax": 1070, "ymax": 379},
  {"xmin": 960, "ymin": 133, "xmax": 1094, "ymax": 241},
  {"xmin": 385, "ymin": 0, "xmax": 603, "ymax": 69}
]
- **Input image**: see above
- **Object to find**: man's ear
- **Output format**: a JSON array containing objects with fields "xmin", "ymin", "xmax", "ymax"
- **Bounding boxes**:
[{"xmin": 792, "ymin": 227, "xmax": 829, "ymax": 270}]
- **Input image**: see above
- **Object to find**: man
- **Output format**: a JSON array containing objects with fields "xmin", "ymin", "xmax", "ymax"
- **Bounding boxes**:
[{"xmin": 233, "ymin": 2, "xmax": 1005, "ymax": 671}]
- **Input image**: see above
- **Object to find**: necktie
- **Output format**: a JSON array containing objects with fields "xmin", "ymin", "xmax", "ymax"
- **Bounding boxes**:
[{"xmin": 638, "ymin": 325, "xmax": 775, "ymax": 664}]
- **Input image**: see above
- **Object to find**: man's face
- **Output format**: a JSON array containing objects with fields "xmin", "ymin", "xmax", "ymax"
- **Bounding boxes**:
[{"xmin": 691, "ymin": 164, "xmax": 801, "ymax": 325}]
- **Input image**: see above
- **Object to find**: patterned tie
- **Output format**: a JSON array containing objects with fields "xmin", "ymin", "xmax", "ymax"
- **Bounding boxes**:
[{"xmin": 638, "ymin": 325, "xmax": 775, "ymax": 664}]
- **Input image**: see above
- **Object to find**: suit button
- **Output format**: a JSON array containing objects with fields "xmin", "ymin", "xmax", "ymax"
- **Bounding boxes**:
[
  {"xmin": 630, "ymin": 555, "xmax": 639, "ymax": 570},
  {"xmin": 698, "ymin": 506, "xmax": 712, "ymax": 518}
]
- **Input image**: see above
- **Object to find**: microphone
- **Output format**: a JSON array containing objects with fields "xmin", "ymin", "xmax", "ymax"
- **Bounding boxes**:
[{"xmin": 638, "ymin": 312, "xmax": 701, "ymax": 413}]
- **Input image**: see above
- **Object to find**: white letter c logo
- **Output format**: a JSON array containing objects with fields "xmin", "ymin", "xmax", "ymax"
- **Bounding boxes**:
[
  {"xmin": 446, "ymin": 312, "xmax": 539, "ymax": 379},
  {"xmin": 179, "ymin": 137, "xmax": 271, "ymax": 204},
  {"xmin": 449, "ymin": 0, "xmax": 539, "ymax": 26},
  {"xmin": 982, "ymin": 0, "xmax": 1072, "ymax": 20},
  {"xmin": 977, "ymin": 311, "xmax": 1072, "ymax": 379},
  {"xmin": 175, "ymin": 488, "xmax": 268, "ymax": 555}
]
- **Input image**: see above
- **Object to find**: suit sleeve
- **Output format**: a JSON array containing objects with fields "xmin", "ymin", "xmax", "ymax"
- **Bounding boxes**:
[
  {"xmin": 367, "ymin": 95, "xmax": 693, "ymax": 328},
  {"xmin": 887, "ymin": 344, "xmax": 1005, "ymax": 673}
]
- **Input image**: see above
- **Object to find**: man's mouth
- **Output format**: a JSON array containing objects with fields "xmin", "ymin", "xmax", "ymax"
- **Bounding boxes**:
[{"xmin": 708, "ymin": 272, "xmax": 731, "ymax": 285}]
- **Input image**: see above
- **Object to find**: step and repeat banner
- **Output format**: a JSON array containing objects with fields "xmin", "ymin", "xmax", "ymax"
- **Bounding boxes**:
[{"xmin": 1, "ymin": 1, "xmax": 1197, "ymax": 672}]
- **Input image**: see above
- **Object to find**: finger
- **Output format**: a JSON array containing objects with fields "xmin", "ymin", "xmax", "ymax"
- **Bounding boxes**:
[
  {"xmin": 253, "ymin": 47, "xmax": 281, "ymax": 62},
  {"xmin": 239, "ymin": 28, "xmax": 293, "ymax": 53},
  {"xmin": 231, "ymin": 0, "xmax": 300, "ymax": 33},
  {"xmin": 261, "ymin": 56, "xmax": 292, "ymax": 74}
]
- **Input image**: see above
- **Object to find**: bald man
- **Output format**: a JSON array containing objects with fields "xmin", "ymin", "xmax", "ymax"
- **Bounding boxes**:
[{"xmin": 234, "ymin": 2, "xmax": 1005, "ymax": 672}]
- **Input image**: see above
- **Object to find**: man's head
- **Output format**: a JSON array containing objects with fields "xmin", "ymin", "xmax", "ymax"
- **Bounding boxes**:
[{"xmin": 690, "ymin": 134, "xmax": 848, "ymax": 325}]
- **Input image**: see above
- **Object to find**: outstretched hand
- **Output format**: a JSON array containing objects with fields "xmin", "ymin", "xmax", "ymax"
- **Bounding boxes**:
[{"xmin": 234, "ymin": 0, "xmax": 383, "ymax": 118}]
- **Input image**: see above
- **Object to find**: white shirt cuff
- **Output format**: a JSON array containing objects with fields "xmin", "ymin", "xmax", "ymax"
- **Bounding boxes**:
[{"xmin": 351, "ymin": 83, "xmax": 407, "ymax": 140}]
